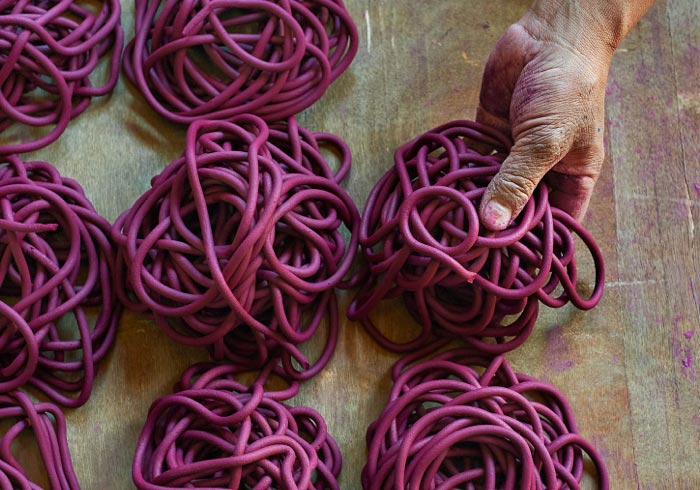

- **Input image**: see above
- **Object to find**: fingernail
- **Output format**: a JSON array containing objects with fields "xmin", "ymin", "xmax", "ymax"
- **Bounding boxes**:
[{"xmin": 482, "ymin": 199, "xmax": 512, "ymax": 230}]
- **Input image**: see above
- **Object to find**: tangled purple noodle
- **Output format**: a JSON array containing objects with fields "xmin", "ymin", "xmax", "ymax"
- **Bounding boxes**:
[
  {"xmin": 112, "ymin": 116, "xmax": 360, "ymax": 381},
  {"xmin": 0, "ymin": 0, "xmax": 123, "ymax": 155},
  {"xmin": 363, "ymin": 346, "xmax": 609, "ymax": 489},
  {"xmin": 0, "ymin": 391, "xmax": 80, "ymax": 489},
  {"xmin": 348, "ymin": 120, "xmax": 605, "ymax": 354},
  {"xmin": 0, "ymin": 156, "xmax": 121, "ymax": 407},
  {"xmin": 124, "ymin": 0, "xmax": 358, "ymax": 123},
  {"xmin": 133, "ymin": 362, "xmax": 342, "ymax": 489}
]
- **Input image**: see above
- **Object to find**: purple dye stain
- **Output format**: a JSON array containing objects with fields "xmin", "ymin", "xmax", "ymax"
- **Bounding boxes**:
[
  {"xmin": 612, "ymin": 355, "xmax": 620, "ymax": 365},
  {"xmin": 693, "ymin": 183, "xmax": 700, "ymax": 199},
  {"xmin": 635, "ymin": 64, "xmax": 653, "ymax": 85},
  {"xmin": 545, "ymin": 325, "xmax": 574, "ymax": 372},
  {"xmin": 673, "ymin": 322, "xmax": 697, "ymax": 372},
  {"xmin": 605, "ymin": 79, "xmax": 622, "ymax": 99},
  {"xmin": 682, "ymin": 345, "xmax": 694, "ymax": 369}
]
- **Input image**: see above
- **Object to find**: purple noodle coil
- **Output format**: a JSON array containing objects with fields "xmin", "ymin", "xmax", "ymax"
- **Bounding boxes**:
[
  {"xmin": 0, "ymin": 156, "xmax": 121, "ymax": 407},
  {"xmin": 123, "ymin": 0, "xmax": 359, "ymax": 123},
  {"xmin": 348, "ymin": 120, "xmax": 605, "ymax": 354},
  {"xmin": 0, "ymin": 0, "xmax": 123, "ymax": 155},
  {"xmin": 112, "ymin": 116, "xmax": 360, "ymax": 381},
  {"xmin": 0, "ymin": 391, "xmax": 80, "ymax": 489},
  {"xmin": 363, "ymin": 346, "xmax": 609, "ymax": 489},
  {"xmin": 133, "ymin": 362, "xmax": 342, "ymax": 489}
]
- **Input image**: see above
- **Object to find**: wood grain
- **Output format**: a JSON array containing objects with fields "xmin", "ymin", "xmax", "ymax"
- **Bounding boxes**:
[{"xmin": 2, "ymin": 0, "xmax": 699, "ymax": 488}]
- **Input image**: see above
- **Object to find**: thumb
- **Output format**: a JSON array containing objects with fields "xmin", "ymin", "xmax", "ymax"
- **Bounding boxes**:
[{"xmin": 479, "ymin": 132, "xmax": 570, "ymax": 230}]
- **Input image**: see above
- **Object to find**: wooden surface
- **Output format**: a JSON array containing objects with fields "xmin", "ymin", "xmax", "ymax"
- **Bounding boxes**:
[{"xmin": 3, "ymin": 0, "xmax": 700, "ymax": 488}]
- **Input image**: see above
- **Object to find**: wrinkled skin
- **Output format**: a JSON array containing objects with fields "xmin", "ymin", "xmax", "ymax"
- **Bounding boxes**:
[{"xmin": 477, "ymin": 2, "xmax": 655, "ymax": 230}]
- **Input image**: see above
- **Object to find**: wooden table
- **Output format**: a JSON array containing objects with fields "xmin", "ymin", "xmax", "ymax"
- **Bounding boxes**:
[{"xmin": 4, "ymin": 0, "xmax": 700, "ymax": 488}]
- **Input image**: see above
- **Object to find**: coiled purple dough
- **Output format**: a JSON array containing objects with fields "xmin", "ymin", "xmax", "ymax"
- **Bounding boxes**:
[
  {"xmin": 112, "ymin": 116, "xmax": 360, "ymax": 381},
  {"xmin": 0, "ymin": 391, "xmax": 80, "ymax": 489},
  {"xmin": 0, "ymin": 0, "xmax": 123, "ymax": 155},
  {"xmin": 363, "ymin": 346, "xmax": 609, "ymax": 489},
  {"xmin": 0, "ymin": 156, "xmax": 121, "ymax": 407},
  {"xmin": 123, "ymin": 0, "xmax": 359, "ymax": 123},
  {"xmin": 348, "ymin": 120, "xmax": 605, "ymax": 354},
  {"xmin": 133, "ymin": 362, "xmax": 342, "ymax": 490}
]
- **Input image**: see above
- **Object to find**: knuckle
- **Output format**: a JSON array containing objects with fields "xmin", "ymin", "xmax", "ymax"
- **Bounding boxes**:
[
  {"xmin": 494, "ymin": 170, "xmax": 539, "ymax": 205},
  {"xmin": 578, "ymin": 174, "xmax": 597, "ymax": 193},
  {"xmin": 516, "ymin": 126, "xmax": 569, "ymax": 162}
]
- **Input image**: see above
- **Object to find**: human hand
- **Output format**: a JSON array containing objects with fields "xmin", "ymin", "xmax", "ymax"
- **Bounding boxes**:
[{"xmin": 477, "ymin": 1, "xmax": 654, "ymax": 230}]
